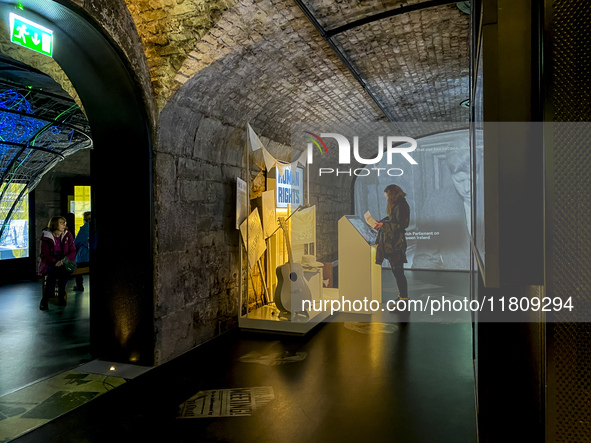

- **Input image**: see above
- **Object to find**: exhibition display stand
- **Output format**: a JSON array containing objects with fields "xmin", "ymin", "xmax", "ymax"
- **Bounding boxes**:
[
  {"xmin": 338, "ymin": 216, "xmax": 382, "ymax": 310},
  {"xmin": 237, "ymin": 125, "xmax": 332, "ymax": 334}
]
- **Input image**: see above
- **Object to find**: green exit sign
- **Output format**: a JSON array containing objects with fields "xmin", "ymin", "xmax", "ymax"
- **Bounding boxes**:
[{"xmin": 9, "ymin": 13, "xmax": 53, "ymax": 57}]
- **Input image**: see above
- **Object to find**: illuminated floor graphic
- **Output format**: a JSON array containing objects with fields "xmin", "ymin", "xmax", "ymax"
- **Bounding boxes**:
[
  {"xmin": 0, "ymin": 370, "xmax": 126, "ymax": 442},
  {"xmin": 178, "ymin": 386, "xmax": 275, "ymax": 418}
]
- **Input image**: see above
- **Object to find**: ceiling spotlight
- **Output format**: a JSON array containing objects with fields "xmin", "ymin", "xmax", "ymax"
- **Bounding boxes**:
[{"xmin": 460, "ymin": 99, "xmax": 470, "ymax": 108}]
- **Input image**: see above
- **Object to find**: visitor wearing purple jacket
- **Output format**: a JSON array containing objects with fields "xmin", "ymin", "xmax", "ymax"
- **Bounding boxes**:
[{"xmin": 38, "ymin": 216, "xmax": 76, "ymax": 310}]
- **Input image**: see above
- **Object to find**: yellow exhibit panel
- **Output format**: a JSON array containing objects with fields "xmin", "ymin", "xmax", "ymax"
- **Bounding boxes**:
[{"xmin": 73, "ymin": 186, "xmax": 91, "ymax": 235}]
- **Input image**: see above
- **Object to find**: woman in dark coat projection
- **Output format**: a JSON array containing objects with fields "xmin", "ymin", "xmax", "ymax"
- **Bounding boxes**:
[
  {"xmin": 375, "ymin": 184, "xmax": 410, "ymax": 301},
  {"xmin": 38, "ymin": 216, "xmax": 76, "ymax": 310}
]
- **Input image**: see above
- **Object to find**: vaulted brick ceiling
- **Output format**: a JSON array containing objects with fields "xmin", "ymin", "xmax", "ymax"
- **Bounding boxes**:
[
  {"xmin": 168, "ymin": 0, "xmax": 470, "ymax": 145},
  {"xmin": 0, "ymin": 0, "xmax": 470, "ymax": 149}
]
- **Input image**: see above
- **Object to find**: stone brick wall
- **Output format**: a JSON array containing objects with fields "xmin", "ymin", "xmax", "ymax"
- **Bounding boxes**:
[
  {"xmin": 308, "ymin": 178, "xmax": 353, "ymax": 261},
  {"xmin": 81, "ymin": 0, "xmax": 157, "ymax": 124},
  {"xmin": 123, "ymin": 0, "xmax": 237, "ymax": 112},
  {"xmin": 171, "ymin": 0, "xmax": 386, "ymax": 146},
  {"xmin": 333, "ymin": 4, "xmax": 469, "ymax": 122},
  {"xmin": 154, "ymin": 97, "xmax": 353, "ymax": 363},
  {"xmin": 154, "ymin": 101, "xmax": 242, "ymax": 363}
]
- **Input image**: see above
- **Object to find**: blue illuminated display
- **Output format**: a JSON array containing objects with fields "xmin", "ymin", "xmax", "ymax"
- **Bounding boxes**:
[{"xmin": 0, "ymin": 90, "xmax": 45, "ymax": 145}]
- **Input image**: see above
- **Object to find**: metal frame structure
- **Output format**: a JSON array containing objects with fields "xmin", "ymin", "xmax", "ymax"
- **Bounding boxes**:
[
  {"xmin": 0, "ymin": 75, "xmax": 92, "ymax": 243},
  {"xmin": 294, "ymin": 0, "xmax": 459, "ymax": 122}
]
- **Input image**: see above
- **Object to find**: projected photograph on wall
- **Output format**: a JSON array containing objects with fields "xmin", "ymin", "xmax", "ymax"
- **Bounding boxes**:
[
  {"xmin": 354, "ymin": 129, "xmax": 470, "ymax": 271},
  {"xmin": 472, "ymin": 40, "xmax": 485, "ymax": 271},
  {"xmin": 0, "ymin": 182, "xmax": 29, "ymax": 260}
]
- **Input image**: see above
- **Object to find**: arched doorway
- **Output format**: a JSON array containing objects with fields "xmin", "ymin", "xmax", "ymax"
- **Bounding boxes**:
[{"xmin": 0, "ymin": 0, "xmax": 154, "ymax": 365}]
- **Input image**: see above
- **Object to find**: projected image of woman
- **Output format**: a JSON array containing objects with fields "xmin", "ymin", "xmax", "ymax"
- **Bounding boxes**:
[{"xmin": 375, "ymin": 184, "xmax": 410, "ymax": 303}]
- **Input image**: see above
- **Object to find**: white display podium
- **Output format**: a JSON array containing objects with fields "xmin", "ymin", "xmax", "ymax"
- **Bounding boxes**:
[{"xmin": 338, "ymin": 216, "xmax": 382, "ymax": 308}]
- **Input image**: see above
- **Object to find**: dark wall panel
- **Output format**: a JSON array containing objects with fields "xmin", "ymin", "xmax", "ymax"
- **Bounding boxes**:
[{"xmin": 546, "ymin": 1, "xmax": 591, "ymax": 441}]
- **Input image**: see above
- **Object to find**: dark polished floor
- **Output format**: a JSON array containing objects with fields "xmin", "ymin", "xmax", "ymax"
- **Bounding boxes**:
[
  {"xmin": 0, "ymin": 276, "xmax": 92, "ymax": 397},
  {"xmin": 2, "ymin": 271, "xmax": 477, "ymax": 442}
]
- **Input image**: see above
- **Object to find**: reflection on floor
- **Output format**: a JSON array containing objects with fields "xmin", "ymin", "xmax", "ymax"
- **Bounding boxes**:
[
  {"xmin": 1, "ymin": 271, "xmax": 476, "ymax": 442},
  {"xmin": 0, "ymin": 276, "xmax": 92, "ymax": 398},
  {"xmin": 0, "ymin": 370, "xmax": 126, "ymax": 442},
  {"xmin": 382, "ymin": 268, "xmax": 472, "ymax": 324}
]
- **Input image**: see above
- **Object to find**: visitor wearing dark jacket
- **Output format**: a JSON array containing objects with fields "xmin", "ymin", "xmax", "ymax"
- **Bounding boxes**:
[
  {"xmin": 73, "ymin": 211, "xmax": 91, "ymax": 291},
  {"xmin": 38, "ymin": 216, "xmax": 76, "ymax": 310},
  {"xmin": 375, "ymin": 184, "xmax": 410, "ymax": 301}
]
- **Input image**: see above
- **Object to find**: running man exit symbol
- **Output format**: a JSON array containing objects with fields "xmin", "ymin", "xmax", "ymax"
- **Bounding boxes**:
[{"xmin": 9, "ymin": 13, "xmax": 53, "ymax": 57}]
